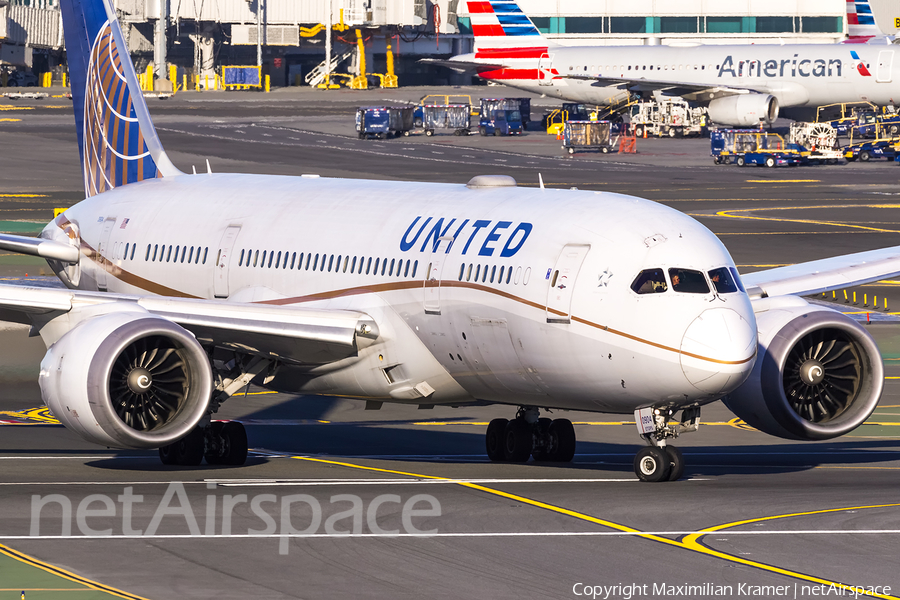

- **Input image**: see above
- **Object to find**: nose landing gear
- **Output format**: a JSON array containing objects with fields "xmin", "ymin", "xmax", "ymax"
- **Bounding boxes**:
[
  {"xmin": 632, "ymin": 406, "xmax": 698, "ymax": 482},
  {"xmin": 485, "ymin": 407, "xmax": 577, "ymax": 463}
]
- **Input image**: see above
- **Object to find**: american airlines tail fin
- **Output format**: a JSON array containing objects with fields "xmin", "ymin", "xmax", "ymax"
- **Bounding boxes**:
[
  {"xmin": 464, "ymin": 1, "xmax": 554, "ymax": 51},
  {"xmin": 60, "ymin": 0, "xmax": 181, "ymax": 199},
  {"xmin": 845, "ymin": 0, "xmax": 882, "ymax": 43}
]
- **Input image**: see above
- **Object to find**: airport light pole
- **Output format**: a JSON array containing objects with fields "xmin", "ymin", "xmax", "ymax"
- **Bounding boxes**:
[{"xmin": 256, "ymin": 0, "xmax": 263, "ymax": 67}]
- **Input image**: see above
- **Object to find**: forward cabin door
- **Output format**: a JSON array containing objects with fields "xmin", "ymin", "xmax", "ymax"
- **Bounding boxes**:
[
  {"xmin": 424, "ymin": 236, "xmax": 453, "ymax": 315},
  {"xmin": 214, "ymin": 225, "xmax": 241, "ymax": 298},
  {"xmin": 877, "ymin": 50, "xmax": 894, "ymax": 83},
  {"xmin": 546, "ymin": 244, "xmax": 590, "ymax": 324},
  {"xmin": 538, "ymin": 53, "xmax": 553, "ymax": 86},
  {"xmin": 96, "ymin": 216, "xmax": 116, "ymax": 291}
]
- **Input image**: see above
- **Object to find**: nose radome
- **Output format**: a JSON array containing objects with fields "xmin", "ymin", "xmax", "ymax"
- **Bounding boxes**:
[{"xmin": 680, "ymin": 308, "xmax": 757, "ymax": 395}]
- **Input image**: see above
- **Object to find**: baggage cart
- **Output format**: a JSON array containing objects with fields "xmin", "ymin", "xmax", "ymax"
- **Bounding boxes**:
[
  {"xmin": 562, "ymin": 120, "xmax": 615, "ymax": 155},
  {"xmin": 356, "ymin": 106, "xmax": 414, "ymax": 139},
  {"xmin": 422, "ymin": 104, "xmax": 471, "ymax": 136}
]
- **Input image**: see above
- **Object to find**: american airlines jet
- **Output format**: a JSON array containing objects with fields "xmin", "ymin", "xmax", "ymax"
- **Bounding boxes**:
[
  {"xmin": 1, "ymin": 0, "xmax": 899, "ymax": 482},
  {"xmin": 445, "ymin": 0, "xmax": 899, "ymax": 126}
]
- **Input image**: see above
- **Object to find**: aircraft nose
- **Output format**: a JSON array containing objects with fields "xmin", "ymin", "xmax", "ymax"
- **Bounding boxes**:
[{"xmin": 680, "ymin": 307, "xmax": 757, "ymax": 395}]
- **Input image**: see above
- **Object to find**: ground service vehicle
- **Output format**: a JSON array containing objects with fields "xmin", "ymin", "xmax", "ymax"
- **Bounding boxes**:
[
  {"xmin": 479, "ymin": 109, "xmax": 524, "ymax": 136},
  {"xmin": 480, "ymin": 98, "xmax": 531, "ymax": 130},
  {"xmin": 356, "ymin": 106, "xmax": 414, "ymax": 139}
]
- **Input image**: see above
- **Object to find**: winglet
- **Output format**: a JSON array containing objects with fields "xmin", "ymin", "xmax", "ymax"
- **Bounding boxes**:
[{"xmin": 59, "ymin": 0, "xmax": 182, "ymax": 199}]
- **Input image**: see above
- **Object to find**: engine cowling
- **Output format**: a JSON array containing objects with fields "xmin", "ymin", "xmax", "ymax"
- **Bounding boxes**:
[
  {"xmin": 724, "ymin": 299, "xmax": 883, "ymax": 441},
  {"xmin": 39, "ymin": 310, "xmax": 213, "ymax": 449},
  {"xmin": 707, "ymin": 94, "xmax": 779, "ymax": 127}
]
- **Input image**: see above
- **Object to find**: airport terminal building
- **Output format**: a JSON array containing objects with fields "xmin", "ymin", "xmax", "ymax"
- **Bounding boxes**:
[{"xmin": 0, "ymin": 0, "xmax": 861, "ymax": 88}]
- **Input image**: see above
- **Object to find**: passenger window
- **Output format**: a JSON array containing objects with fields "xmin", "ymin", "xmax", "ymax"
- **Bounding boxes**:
[
  {"xmin": 174, "ymin": 245, "xmax": 180, "ymax": 262},
  {"xmin": 389, "ymin": 259, "xmax": 395, "ymax": 276},
  {"xmin": 277, "ymin": 251, "xmax": 282, "ymax": 268},
  {"xmin": 404, "ymin": 260, "xmax": 410, "ymax": 277},
  {"xmin": 498, "ymin": 266, "xmax": 504, "ymax": 282},
  {"xmin": 291, "ymin": 252, "xmax": 296, "ymax": 269},
  {"xmin": 181, "ymin": 247, "xmax": 187, "ymax": 263},
  {"xmin": 131, "ymin": 244, "xmax": 136, "ymax": 260},
  {"xmin": 708, "ymin": 267, "xmax": 739, "ymax": 294},
  {"xmin": 146, "ymin": 245, "xmax": 151, "ymax": 261},
  {"xmin": 631, "ymin": 269, "xmax": 667, "ymax": 294},
  {"xmin": 190, "ymin": 247, "xmax": 195, "ymax": 264},
  {"xmin": 475, "ymin": 265, "xmax": 481, "ymax": 281},
  {"xmin": 669, "ymin": 268, "xmax": 710, "ymax": 294},
  {"xmin": 374, "ymin": 258, "xmax": 380, "ymax": 274},
  {"xmin": 124, "ymin": 243, "xmax": 130, "ymax": 259},
  {"xmin": 203, "ymin": 248, "xmax": 208, "ymax": 264},
  {"xmin": 313, "ymin": 254, "xmax": 319, "ymax": 271},
  {"xmin": 490, "ymin": 265, "xmax": 496, "ymax": 283},
  {"xmin": 381, "ymin": 259, "xmax": 387, "ymax": 276},
  {"xmin": 506, "ymin": 267, "xmax": 512, "ymax": 284},
  {"xmin": 412, "ymin": 260, "xmax": 418, "ymax": 278},
  {"xmin": 261, "ymin": 250, "xmax": 267, "ymax": 267},
  {"xmin": 166, "ymin": 246, "xmax": 173, "ymax": 262},
  {"xmin": 366, "ymin": 257, "xmax": 372, "ymax": 274},
  {"xmin": 328, "ymin": 255, "xmax": 334, "ymax": 272},
  {"xmin": 268, "ymin": 251, "xmax": 275, "ymax": 269},
  {"xmin": 459, "ymin": 264, "xmax": 465, "ymax": 281},
  {"xmin": 514, "ymin": 266, "xmax": 521, "ymax": 284},
  {"xmin": 343, "ymin": 256, "xmax": 349, "ymax": 273},
  {"xmin": 482, "ymin": 265, "xmax": 488, "ymax": 283},
  {"xmin": 253, "ymin": 250, "xmax": 259, "ymax": 267},
  {"xmin": 336, "ymin": 255, "xmax": 341, "ymax": 272}
]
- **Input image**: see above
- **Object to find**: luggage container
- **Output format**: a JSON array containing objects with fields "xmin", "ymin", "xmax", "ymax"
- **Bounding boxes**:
[
  {"xmin": 356, "ymin": 106, "xmax": 414, "ymax": 139},
  {"xmin": 562, "ymin": 120, "xmax": 615, "ymax": 155},
  {"xmin": 422, "ymin": 104, "xmax": 471, "ymax": 136}
]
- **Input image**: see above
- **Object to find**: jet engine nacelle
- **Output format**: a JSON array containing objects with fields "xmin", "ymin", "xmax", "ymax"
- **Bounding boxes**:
[
  {"xmin": 39, "ymin": 310, "xmax": 213, "ymax": 449},
  {"xmin": 707, "ymin": 94, "xmax": 779, "ymax": 127},
  {"xmin": 724, "ymin": 300, "xmax": 882, "ymax": 441}
]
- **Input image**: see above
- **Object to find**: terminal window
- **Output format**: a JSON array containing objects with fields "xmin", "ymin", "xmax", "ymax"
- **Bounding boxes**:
[
  {"xmin": 531, "ymin": 17, "xmax": 551, "ymax": 34},
  {"xmin": 802, "ymin": 16, "xmax": 841, "ymax": 33},
  {"xmin": 566, "ymin": 17, "xmax": 604, "ymax": 34},
  {"xmin": 660, "ymin": 17, "xmax": 698, "ymax": 34},
  {"xmin": 610, "ymin": 17, "xmax": 646, "ymax": 34},
  {"xmin": 705, "ymin": 16, "xmax": 743, "ymax": 34},
  {"xmin": 756, "ymin": 16, "xmax": 795, "ymax": 33}
]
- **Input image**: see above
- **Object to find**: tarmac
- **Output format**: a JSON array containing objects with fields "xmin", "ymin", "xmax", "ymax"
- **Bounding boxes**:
[{"xmin": 0, "ymin": 84, "xmax": 900, "ymax": 599}]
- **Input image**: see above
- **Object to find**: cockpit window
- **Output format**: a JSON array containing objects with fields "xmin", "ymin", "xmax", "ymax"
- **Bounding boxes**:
[
  {"xmin": 631, "ymin": 268, "xmax": 667, "ymax": 294},
  {"xmin": 729, "ymin": 267, "xmax": 746, "ymax": 292},
  {"xmin": 708, "ymin": 267, "xmax": 739, "ymax": 294},
  {"xmin": 668, "ymin": 268, "xmax": 710, "ymax": 294}
]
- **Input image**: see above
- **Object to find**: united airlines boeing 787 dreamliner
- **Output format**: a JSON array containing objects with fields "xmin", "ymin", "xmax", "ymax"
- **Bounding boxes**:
[
  {"xmin": 443, "ymin": 0, "xmax": 897, "ymax": 125},
  {"xmin": 1, "ymin": 0, "xmax": 899, "ymax": 482}
]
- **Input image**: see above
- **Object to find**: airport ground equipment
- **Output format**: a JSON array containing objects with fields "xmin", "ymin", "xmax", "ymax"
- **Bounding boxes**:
[
  {"xmin": 355, "ymin": 106, "xmax": 414, "ymax": 139},
  {"xmin": 631, "ymin": 98, "xmax": 706, "ymax": 138},
  {"xmin": 480, "ymin": 97, "xmax": 532, "ymax": 130},
  {"xmin": 789, "ymin": 122, "xmax": 838, "ymax": 151},
  {"xmin": 422, "ymin": 104, "xmax": 471, "ymax": 136},
  {"xmin": 711, "ymin": 129, "xmax": 804, "ymax": 167},
  {"xmin": 413, "ymin": 94, "xmax": 475, "ymax": 126},
  {"xmin": 562, "ymin": 121, "xmax": 615, "ymax": 155},
  {"xmin": 816, "ymin": 102, "xmax": 877, "ymax": 136},
  {"xmin": 844, "ymin": 139, "xmax": 897, "ymax": 162},
  {"xmin": 478, "ymin": 109, "xmax": 524, "ymax": 136}
]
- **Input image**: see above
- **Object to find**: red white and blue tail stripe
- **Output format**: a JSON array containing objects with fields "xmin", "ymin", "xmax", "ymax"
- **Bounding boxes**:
[
  {"xmin": 464, "ymin": 1, "xmax": 554, "ymax": 82},
  {"xmin": 845, "ymin": 0, "xmax": 881, "ymax": 43},
  {"xmin": 59, "ymin": 0, "xmax": 180, "ymax": 198}
]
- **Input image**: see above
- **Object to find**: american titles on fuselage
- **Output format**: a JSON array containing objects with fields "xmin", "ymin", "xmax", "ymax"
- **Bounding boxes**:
[{"xmin": 717, "ymin": 54, "xmax": 849, "ymax": 79}]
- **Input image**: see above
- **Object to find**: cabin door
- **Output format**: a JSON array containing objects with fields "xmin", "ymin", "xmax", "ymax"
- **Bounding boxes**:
[
  {"xmin": 214, "ymin": 225, "xmax": 241, "ymax": 298},
  {"xmin": 546, "ymin": 244, "xmax": 590, "ymax": 324},
  {"xmin": 424, "ymin": 236, "xmax": 453, "ymax": 315},
  {"xmin": 877, "ymin": 51, "xmax": 894, "ymax": 83},
  {"xmin": 539, "ymin": 53, "xmax": 553, "ymax": 86},
  {"xmin": 96, "ymin": 217, "xmax": 116, "ymax": 291}
]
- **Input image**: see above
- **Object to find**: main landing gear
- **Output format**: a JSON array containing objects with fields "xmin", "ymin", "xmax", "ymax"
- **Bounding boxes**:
[
  {"xmin": 159, "ymin": 354, "xmax": 272, "ymax": 466},
  {"xmin": 485, "ymin": 407, "xmax": 577, "ymax": 463},
  {"xmin": 159, "ymin": 420, "xmax": 248, "ymax": 466},
  {"xmin": 632, "ymin": 406, "xmax": 700, "ymax": 482}
]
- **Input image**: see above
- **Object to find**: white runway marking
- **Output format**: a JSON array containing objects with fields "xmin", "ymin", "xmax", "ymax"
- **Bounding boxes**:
[
  {"xmin": 4, "ymin": 529, "xmax": 900, "ymax": 541},
  {"xmin": 0, "ymin": 477, "xmax": 645, "ymax": 486}
]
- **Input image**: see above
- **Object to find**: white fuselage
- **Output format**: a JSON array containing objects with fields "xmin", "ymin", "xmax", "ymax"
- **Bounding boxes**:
[
  {"xmin": 465, "ymin": 43, "xmax": 900, "ymax": 112},
  {"xmin": 47, "ymin": 173, "xmax": 758, "ymax": 415}
]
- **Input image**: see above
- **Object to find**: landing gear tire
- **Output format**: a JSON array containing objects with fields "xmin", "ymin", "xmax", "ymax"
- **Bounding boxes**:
[
  {"xmin": 159, "ymin": 427, "xmax": 204, "ymax": 466},
  {"xmin": 503, "ymin": 418, "xmax": 532, "ymax": 462},
  {"xmin": 220, "ymin": 421, "xmax": 248, "ymax": 465},
  {"xmin": 665, "ymin": 446, "xmax": 684, "ymax": 481},
  {"xmin": 531, "ymin": 418, "xmax": 554, "ymax": 461},
  {"xmin": 486, "ymin": 418, "xmax": 509, "ymax": 461},
  {"xmin": 549, "ymin": 418, "xmax": 576, "ymax": 462},
  {"xmin": 634, "ymin": 446, "xmax": 671, "ymax": 482}
]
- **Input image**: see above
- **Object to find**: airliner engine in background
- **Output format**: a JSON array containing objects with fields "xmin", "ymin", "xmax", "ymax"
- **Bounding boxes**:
[
  {"xmin": 0, "ymin": 0, "xmax": 899, "ymax": 482},
  {"xmin": 442, "ymin": 0, "xmax": 900, "ymax": 126}
]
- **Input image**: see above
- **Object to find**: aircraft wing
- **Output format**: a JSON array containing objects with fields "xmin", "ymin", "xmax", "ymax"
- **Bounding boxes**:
[
  {"xmin": 561, "ymin": 74, "xmax": 762, "ymax": 102},
  {"xmin": 740, "ymin": 245, "xmax": 900, "ymax": 298},
  {"xmin": 0, "ymin": 284, "xmax": 379, "ymax": 365}
]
